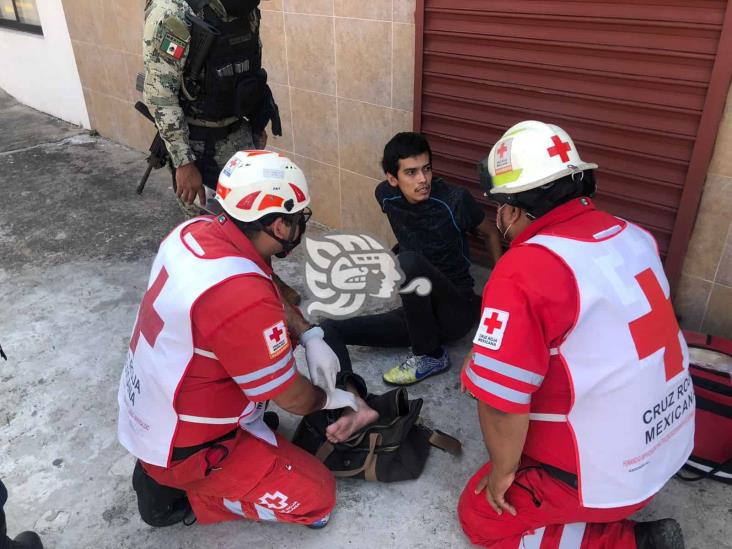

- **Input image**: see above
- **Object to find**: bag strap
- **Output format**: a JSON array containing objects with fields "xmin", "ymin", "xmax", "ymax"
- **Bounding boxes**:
[
  {"xmin": 427, "ymin": 429, "xmax": 462, "ymax": 456},
  {"xmin": 416, "ymin": 421, "xmax": 462, "ymax": 456},
  {"xmin": 315, "ymin": 433, "xmax": 382, "ymax": 480},
  {"xmin": 315, "ymin": 441, "xmax": 335, "ymax": 462}
]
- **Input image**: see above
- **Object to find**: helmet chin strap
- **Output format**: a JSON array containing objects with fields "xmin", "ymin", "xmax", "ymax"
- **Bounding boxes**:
[{"xmin": 264, "ymin": 212, "xmax": 307, "ymax": 258}]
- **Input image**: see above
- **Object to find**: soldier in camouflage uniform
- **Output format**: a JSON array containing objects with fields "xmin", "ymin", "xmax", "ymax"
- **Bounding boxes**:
[
  {"xmin": 142, "ymin": 0, "xmax": 300, "ymax": 303},
  {"xmin": 142, "ymin": 0, "xmax": 266, "ymax": 209}
]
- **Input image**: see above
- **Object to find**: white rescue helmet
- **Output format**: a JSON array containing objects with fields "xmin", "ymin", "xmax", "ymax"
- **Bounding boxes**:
[
  {"xmin": 480, "ymin": 120, "xmax": 598, "ymax": 196},
  {"xmin": 215, "ymin": 150, "xmax": 310, "ymax": 223}
]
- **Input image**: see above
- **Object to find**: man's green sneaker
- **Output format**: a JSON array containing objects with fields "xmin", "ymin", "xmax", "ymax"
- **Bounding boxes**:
[{"xmin": 383, "ymin": 350, "xmax": 451, "ymax": 385}]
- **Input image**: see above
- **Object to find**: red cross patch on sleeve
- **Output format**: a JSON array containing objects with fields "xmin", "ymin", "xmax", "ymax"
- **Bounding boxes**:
[
  {"xmin": 474, "ymin": 308, "xmax": 510, "ymax": 351},
  {"xmin": 263, "ymin": 320, "xmax": 289, "ymax": 358}
]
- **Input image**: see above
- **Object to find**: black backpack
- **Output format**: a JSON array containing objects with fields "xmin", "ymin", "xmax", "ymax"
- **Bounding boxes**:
[{"xmin": 292, "ymin": 387, "xmax": 461, "ymax": 482}]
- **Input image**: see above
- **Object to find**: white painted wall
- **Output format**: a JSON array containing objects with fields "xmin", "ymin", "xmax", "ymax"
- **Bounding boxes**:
[{"xmin": 0, "ymin": 0, "xmax": 89, "ymax": 128}]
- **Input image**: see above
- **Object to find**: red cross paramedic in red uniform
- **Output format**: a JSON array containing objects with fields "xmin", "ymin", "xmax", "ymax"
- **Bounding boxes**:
[
  {"xmin": 117, "ymin": 151, "xmax": 377, "ymax": 530},
  {"xmin": 459, "ymin": 121, "xmax": 694, "ymax": 549}
]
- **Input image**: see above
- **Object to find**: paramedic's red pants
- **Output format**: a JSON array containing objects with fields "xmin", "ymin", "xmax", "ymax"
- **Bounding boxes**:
[
  {"xmin": 144, "ymin": 431, "xmax": 335, "ymax": 525},
  {"xmin": 458, "ymin": 460, "xmax": 650, "ymax": 548}
]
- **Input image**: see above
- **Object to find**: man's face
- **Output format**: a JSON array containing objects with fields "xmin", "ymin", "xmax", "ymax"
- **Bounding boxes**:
[{"xmin": 386, "ymin": 153, "xmax": 433, "ymax": 204}]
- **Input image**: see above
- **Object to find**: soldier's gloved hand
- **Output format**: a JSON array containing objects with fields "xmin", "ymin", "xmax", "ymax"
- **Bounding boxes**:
[
  {"xmin": 301, "ymin": 326, "xmax": 340, "ymax": 391},
  {"xmin": 322, "ymin": 388, "xmax": 358, "ymax": 412},
  {"xmin": 176, "ymin": 162, "xmax": 205, "ymax": 205}
]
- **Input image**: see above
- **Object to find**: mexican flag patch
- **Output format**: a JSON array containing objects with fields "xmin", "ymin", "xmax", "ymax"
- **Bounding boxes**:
[{"xmin": 161, "ymin": 34, "xmax": 186, "ymax": 60}]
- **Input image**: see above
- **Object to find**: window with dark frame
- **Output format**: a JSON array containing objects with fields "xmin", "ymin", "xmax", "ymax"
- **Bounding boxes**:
[{"xmin": 0, "ymin": 0, "xmax": 42, "ymax": 35}]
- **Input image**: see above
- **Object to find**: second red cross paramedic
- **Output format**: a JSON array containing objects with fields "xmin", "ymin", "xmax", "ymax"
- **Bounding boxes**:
[{"xmin": 459, "ymin": 121, "xmax": 694, "ymax": 549}]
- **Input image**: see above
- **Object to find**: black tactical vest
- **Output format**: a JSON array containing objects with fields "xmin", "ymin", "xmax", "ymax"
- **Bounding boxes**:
[{"xmin": 183, "ymin": 3, "xmax": 264, "ymax": 121}]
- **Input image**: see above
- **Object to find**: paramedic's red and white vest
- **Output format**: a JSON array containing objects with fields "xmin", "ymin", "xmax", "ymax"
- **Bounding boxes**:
[
  {"xmin": 117, "ymin": 218, "xmax": 275, "ymax": 467},
  {"xmin": 527, "ymin": 220, "xmax": 694, "ymax": 508}
]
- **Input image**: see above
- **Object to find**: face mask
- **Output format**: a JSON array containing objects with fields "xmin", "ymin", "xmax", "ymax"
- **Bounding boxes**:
[
  {"xmin": 495, "ymin": 204, "xmax": 514, "ymax": 240},
  {"xmin": 220, "ymin": 0, "xmax": 260, "ymax": 17}
]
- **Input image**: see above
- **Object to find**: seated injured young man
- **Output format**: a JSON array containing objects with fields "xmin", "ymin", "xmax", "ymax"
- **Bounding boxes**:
[{"xmin": 321, "ymin": 132, "xmax": 503, "ymax": 386}]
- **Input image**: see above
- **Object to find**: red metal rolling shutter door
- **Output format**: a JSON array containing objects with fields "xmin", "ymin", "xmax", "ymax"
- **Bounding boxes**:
[{"xmin": 415, "ymin": 0, "xmax": 732, "ymax": 286}]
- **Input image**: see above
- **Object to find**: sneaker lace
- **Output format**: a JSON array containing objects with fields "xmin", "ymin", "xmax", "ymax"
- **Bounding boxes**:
[{"xmin": 398, "ymin": 354, "xmax": 418, "ymax": 371}]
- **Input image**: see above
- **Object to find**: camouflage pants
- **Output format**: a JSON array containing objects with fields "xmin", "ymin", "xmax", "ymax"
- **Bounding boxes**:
[{"xmin": 171, "ymin": 121, "xmax": 255, "ymax": 217}]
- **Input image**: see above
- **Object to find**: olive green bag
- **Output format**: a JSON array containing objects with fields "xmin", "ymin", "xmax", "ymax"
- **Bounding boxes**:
[{"xmin": 292, "ymin": 387, "xmax": 461, "ymax": 482}]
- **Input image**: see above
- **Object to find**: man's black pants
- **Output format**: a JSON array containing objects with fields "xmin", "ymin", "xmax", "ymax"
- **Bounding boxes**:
[
  {"xmin": 321, "ymin": 251, "xmax": 481, "ymax": 373},
  {"xmin": 1, "ymin": 479, "xmax": 10, "ymax": 549}
]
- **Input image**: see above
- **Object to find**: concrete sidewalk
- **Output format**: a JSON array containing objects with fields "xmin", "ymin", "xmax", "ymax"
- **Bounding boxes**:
[{"xmin": 0, "ymin": 89, "xmax": 729, "ymax": 549}]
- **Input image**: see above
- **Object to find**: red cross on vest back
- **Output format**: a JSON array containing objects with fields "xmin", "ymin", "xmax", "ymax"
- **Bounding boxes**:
[
  {"xmin": 269, "ymin": 325, "xmax": 284, "ymax": 342},
  {"xmin": 497, "ymin": 142, "xmax": 508, "ymax": 158},
  {"xmin": 628, "ymin": 268, "xmax": 683, "ymax": 382},
  {"xmin": 130, "ymin": 268, "xmax": 168, "ymax": 353},
  {"xmin": 484, "ymin": 312, "xmax": 504, "ymax": 334},
  {"xmin": 547, "ymin": 135, "xmax": 571, "ymax": 162}
]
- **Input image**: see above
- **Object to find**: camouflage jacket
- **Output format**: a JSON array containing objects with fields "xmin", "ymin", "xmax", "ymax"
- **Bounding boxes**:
[{"xmin": 142, "ymin": 0, "xmax": 258, "ymax": 168}]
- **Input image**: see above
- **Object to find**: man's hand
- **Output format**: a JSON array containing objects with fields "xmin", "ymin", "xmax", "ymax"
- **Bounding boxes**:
[
  {"xmin": 475, "ymin": 218, "xmax": 503, "ymax": 267},
  {"xmin": 255, "ymin": 129, "xmax": 268, "ymax": 149},
  {"xmin": 476, "ymin": 402, "xmax": 529, "ymax": 516},
  {"xmin": 175, "ymin": 162, "xmax": 205, "ymax": 205},
  {"xmin": 301, "ymin": 326, "xmax": 340, "ymax": 391},
  {"xmin": 474, "ymin": 468, "xmax": 517, "ymax": 516}
]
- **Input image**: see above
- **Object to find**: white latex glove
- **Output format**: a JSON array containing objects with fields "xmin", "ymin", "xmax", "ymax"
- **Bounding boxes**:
[
  {"xmin": 301, "ymin": 326, "xmax": 340, "ymax": 391},
  {"xmin": 322, "ymin": 388, "xmax": 358, "ymax": 412}
]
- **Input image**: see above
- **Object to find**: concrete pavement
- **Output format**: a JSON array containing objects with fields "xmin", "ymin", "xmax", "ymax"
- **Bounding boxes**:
[{"xmin": 0, "ymin": 88, "xmax": 729, "ymax": 549}]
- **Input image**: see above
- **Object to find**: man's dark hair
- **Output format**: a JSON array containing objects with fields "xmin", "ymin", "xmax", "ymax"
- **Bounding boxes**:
[
  {"xmin": 505, "ymin": 170, "xmax": 597, "ymax": 219},
  {"xmin": 381, "ymin": 132, "xmax": 433, "ymax": 178}
]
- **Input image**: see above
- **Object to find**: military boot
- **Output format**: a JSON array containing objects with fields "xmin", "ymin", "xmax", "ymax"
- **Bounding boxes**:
[
  {"xmin": 635, "ymin": 519, "xmax": 684, "ymax": 549},
  {"xmin": 8, "ymin": 531, "xmax": 43, "ymax": 549},
  {"xmin": 132, "ymin": 461, "xmax": 192, "ymax": 527}
]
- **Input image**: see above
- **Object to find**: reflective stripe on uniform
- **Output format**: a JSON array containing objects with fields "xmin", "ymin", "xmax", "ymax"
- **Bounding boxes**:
[
  {"xmin": 233, "ymin": 351, "xmax": 293, "ymax": 384},
  {"xmin": 243, "ymin": 362, "xmax": 297, "ymax": 397},
  {"xmin": 465, "ymin": 365, "xmax": 531, "ymax": 405},
  {"xmin": 529, "ymin": 413, "xmax": 568, "ymax": 422},
  {"xmin": 193, "ymin": 347, "xmax": 218, "ymax": 360},
  {"xmin": 519, "ymin": 526, "xmax": 545, "ymax": 549},
  {"xmin": 223, "ymin": 498, "xmax": 247, "ymax": 518},
  {"xmin": 254, "ymin": 504, "xmax": 277, "ymax": 521},
  {"xmin": 472, "ymin": 352, "xmax": 544, "ymax": 386},
  {"xmin": 178, "ymin": 413, "xmax": 240, "ymax": 424},
  {"xmin": 559, "ymin": 522, "xmax": 587, "ymax": 549},
  {"xmin": 183, "ymin": 232, "xmax": 206, "ymax": 256}
]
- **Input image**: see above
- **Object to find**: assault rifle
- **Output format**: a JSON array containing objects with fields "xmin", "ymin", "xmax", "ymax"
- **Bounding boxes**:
[
  {"xmin": 182, "ymin": 13, "xmax": 220, "ymax": 100},
  {"xmin": 134, "ymin": 102, "xmax": 169, "ymax": 195}
]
